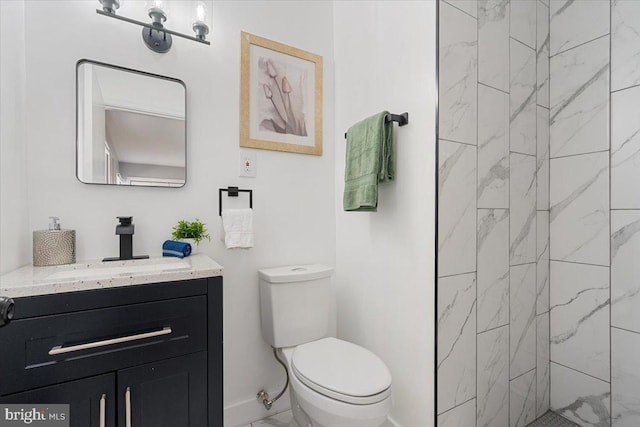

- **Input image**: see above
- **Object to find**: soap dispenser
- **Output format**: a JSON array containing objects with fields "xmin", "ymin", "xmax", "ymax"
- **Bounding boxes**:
[{"xmin": 33, "ymin": 217, "xmax": 76, "ymax": 266}]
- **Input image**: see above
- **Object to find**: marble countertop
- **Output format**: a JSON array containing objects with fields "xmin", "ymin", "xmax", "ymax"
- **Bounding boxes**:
[{"xmin": 0, "ymin": 254, "xmax": 224, "ymax": 298}]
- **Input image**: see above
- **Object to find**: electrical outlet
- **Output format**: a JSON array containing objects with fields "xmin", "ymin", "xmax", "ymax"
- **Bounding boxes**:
[{"xmin": 239, "ymin": 150, "xmax": 257, "ymax": 178}]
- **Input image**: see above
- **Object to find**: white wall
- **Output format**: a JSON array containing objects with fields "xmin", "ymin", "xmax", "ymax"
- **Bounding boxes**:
[
  {"xmin": 0, "ymin": 0, "xmax": 30, "ymax": 274},
  {"xmin": 16, "ymin": 1, "xmax": 335, "ymax": 425},
  {"xmin": 333, "ymin": 2, "xmax": 436, "ymax": 426}
]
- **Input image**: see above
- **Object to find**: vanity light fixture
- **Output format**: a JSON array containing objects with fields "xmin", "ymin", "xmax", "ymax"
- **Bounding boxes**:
[{"xmin": 96, "ymin": 0, "xmax": 211, "ymax": 53}]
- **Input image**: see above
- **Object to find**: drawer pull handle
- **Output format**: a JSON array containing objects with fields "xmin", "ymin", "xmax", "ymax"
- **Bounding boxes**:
[
  {"xmin": 125, "ymin": 387, "xmax": 132, "ymax": 427},
  {"xmin": 100, "ymin": 394, "xmax": 106, "ymax": 427},
  {"xmin": 48, "ymin": 326, "xmax": 172, "ymax": 355}
]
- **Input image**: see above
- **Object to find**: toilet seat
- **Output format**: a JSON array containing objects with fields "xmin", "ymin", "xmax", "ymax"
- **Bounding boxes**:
[{"xmin": 291, "ymin": 337, "xmax": 392, "ymax": 405}]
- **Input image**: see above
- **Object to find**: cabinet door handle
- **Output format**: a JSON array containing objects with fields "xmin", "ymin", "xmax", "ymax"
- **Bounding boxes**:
[
  {"xmin": 125, "ymin": 387, "xmax": 132, "ymax": 427},
  {"xmin": 99, "ymin": 394, "xmax": 106, "ymax": 427},
  {"xmin": 48, "ymin": 327, "xmax": 172, "ymax": 356}
]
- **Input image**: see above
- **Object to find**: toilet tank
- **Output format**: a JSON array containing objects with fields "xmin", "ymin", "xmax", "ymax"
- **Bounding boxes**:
[{"xmin": 259, "ymin": 264, "xmax": 334, "ymax": 348}]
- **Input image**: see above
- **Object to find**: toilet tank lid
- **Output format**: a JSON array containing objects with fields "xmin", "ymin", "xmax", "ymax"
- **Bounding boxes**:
[{"xmin": 258, "ymin": 264, "xmax": 334, "ymax": 283}]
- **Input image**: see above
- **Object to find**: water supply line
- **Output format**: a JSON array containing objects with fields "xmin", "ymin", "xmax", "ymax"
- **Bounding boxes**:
[{"xmin": 257, "ymin": 348, "xmax": 289, "ymax": 410}]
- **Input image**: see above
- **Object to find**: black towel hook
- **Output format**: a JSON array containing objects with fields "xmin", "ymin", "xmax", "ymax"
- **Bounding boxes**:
[{"xmin": 344, "ymin": 112, "xmax": 409, "ymax": 139}]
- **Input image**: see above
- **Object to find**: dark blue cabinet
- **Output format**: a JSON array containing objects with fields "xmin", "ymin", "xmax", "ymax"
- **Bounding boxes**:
[
  {"xmin": 0, "ymin": 374, "xmax": 116, "ymax": 427},
  {"xmin": 0, "ymin": 277, "xmax": 222, "ymax": 427}
]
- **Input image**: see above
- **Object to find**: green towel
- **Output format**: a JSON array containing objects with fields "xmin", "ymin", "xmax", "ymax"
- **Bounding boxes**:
[{"xmin": 343, "ymin": 111, "xmax": 395, "ymax": 211}]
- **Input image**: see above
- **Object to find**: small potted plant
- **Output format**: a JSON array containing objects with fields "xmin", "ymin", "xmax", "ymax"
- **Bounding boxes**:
[{"xmin": 171, "ymin": 219, "xmax": 210, "ymax": 253}]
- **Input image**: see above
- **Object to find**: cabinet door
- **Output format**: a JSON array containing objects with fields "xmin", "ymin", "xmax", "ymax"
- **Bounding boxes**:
[
  {"xmin": 117, "ymin": 352, "xmax": 207, "ymax": 427},
  {"xmin": 0, "ymin": 373, "xmax": 115, "ymax": 427}
]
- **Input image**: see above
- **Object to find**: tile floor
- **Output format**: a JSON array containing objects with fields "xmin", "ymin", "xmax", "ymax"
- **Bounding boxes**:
[
  {"xmin": 245, "ymin": 409, "xmax": 578, "ymax": 427},
  {"xmin": 242, "ymin": 410, "xmax": 292, "ymax": 427},
  {"xmin": 526, "ymin": 411, "xmax": 580, "ymax": 426}
]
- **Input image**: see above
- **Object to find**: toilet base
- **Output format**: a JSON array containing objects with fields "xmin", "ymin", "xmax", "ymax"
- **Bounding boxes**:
[{"xmin": 288, "ymin": 371, "xmax": 389, "ymax": 427}]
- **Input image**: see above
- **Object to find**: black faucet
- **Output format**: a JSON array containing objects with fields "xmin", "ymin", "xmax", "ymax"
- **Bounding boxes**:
[{"xmin": 103, "ymin": 216, "xmax": 149, "ymax": 262}]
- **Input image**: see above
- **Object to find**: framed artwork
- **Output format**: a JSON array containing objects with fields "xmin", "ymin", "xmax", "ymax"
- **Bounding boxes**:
[{"xmin": 240, "ymin": 31, "xmax": 323, "ymax": 156}]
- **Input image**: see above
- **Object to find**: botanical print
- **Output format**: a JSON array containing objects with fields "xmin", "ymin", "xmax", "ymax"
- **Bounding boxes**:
[
  {"xmin": 258, "ymin": 57, "xmax": 308, "ymax": 137},
  {"xmin": 240, "ymin": 32, "xmax": 322, "ymax": 155}
]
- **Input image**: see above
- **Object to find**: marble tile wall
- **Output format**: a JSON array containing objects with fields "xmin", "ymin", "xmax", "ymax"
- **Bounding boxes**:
[
  {"xmin": 510, "ymin": 40, "xmax": 537, "ymax": 156},
  {"xmin": 438, "ymin": 1, "xmax": 550, "ymax": 425},
  {"xmin": 439, "ymin": 1, "xmax": 477, "ymax": 146},
  {"xmin": 535, "ymin": 1, "xmax": 551, "ymax": 419},
  {"xmin": 549, "ymin": 0, "xmax": 609, "ymax": 57},
  {"xmin": 438, "ymin": 398, "xmax": 477, "ymax": 427},
  {"xmin": 510, "ymin": 369, "xmax": 537, "ymax": 427},
  {"xmin": 477, "ymin": 208, "xmax": 509, "ymax": 332},
  {"xmin": 611, "ymin": 328, "xmax": 640, "ymax": 426},
  {"xmin": 547, "ymin": 1, "xmax": 640, "ymax": 426},
  {"xmin": 477, "ymin": 325, "xmax": 509, "ymax": 426},
  {"xmin": 549, "ymin": 35, "xmax": 609, "ymax": 159},
  {"xmin": 609, "ymin": 2, "xmax": 640, "ymax": 426},
  {"xmin": 610, "ymin": 0, "xmax": 640, "ymax": 92},
  {"xmin": 536, "ymin": 313, "xmax": 550, "ymax": 418},
  {"xmin": 611, "ymin": 211, "xmax": 640, "ymax": 333},
  {"xmin": 478, "ymin": 84, "xmax": 509, "ymax": 209},
  {"xmin": 439, "ymin": 2, "xmax": 640, "ymax": 423},
  {"xmin": 478, "ymin": 0, "xmax": 509, "ymax": 92},
  {"xmin": 550, "ymin": 262, "xmax": 610, "ymax": 382},
  {"xmin": 611, "ymin": 86, "xmax": 640, "ymax": 209},
  {"xmin": 548, "ymin": 1, "xmax": 612, "ymax": 425},
  {"xmin": 550, "ymin": 363, "xmax": 611, "ymax": 426},
  {"xmin": 437, "ymin": 272, "xmax": 477, "ymax": 413},
  {"xmin": 510, "ymin": 153, "xmax": 536, "ymax": 265},
  {"xmin": 549, "ymin": 152, "xmax": 610, "ymax": 266}
]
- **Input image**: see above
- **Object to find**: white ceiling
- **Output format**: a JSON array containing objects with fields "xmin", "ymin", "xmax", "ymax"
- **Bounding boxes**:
[{"xmin": 94, "ymin": 64, "xmax": 185, "ymax": 118}]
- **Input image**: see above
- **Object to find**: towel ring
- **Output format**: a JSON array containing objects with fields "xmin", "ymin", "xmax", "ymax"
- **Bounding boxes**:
[{"xmin": 219, "ymin": 187, "xmax": 253, "ymax": 216}]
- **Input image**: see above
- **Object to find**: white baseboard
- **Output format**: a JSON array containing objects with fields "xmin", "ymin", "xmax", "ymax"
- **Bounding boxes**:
[{"xmin": 224, "ymin": 389, "xmax": 291, "ymax": 427}]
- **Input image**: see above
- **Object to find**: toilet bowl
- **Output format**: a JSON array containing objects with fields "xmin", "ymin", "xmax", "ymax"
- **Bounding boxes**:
[
  {"xmin": 258, "ymin": 265, "xmax": 393, "ymax": 427},
  {"xmin": 281, "ymin": 338, "xmax": 392, "ymax": 427}
]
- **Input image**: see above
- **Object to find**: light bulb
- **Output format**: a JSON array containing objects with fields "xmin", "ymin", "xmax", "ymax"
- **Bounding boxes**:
[
  {"xmin": 192, "ymin": 1, "xmax": 210, "ymax": 41},
  {"xmin": 147, "ymin": 0, "xmax": 164, "ymax": 11},
  {"xmin": 145, "ymin": 0, "xmax": 169, "ymax": 24},
  {"xmin": 195, "ymin": 2, "xmax": 207, "ymax": 24}
]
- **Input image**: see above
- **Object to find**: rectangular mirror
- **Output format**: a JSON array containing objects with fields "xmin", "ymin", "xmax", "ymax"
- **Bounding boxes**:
[{"xmin": 76, "ymin": 60, "xmax": 186, "ymax": 188}]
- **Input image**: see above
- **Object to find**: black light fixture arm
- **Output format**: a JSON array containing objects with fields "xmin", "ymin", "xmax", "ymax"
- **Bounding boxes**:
[{"xmin": 96, "ymin": 10, "xmax": 211, "ymax": 45}]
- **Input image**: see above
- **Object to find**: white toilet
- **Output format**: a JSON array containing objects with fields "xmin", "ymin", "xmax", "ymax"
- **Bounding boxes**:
[{"xmin": 259, "ymin": 265, "xmax": 392, "ymax": 427}]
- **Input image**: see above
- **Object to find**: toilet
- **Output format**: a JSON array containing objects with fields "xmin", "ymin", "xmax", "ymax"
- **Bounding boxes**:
[{"xmin": 259, "ymin": 265, "xmax": 392, "ymax": 427}]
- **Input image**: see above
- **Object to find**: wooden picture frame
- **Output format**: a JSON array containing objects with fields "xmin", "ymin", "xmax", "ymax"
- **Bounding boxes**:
[{"xmin": 240, "ymin": 31, "xmax": 323, "ymax": 156}]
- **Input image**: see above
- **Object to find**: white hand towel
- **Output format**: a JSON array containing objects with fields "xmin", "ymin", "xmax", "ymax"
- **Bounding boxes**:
[{"xmin": 221, "ymin": 208, "xmax": 254, "ymax": 249}]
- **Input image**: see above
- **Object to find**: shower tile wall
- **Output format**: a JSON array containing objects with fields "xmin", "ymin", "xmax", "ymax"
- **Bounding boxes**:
[
  {"xmin": 548, "ymin": 0, "xmax": 609, "ymax": 425},
  {"xmin": 548, "ymin": 1, "xmax": 640, "ymax": 426},
  {"xmin": 437, "ymin": 0, "xmax": 550, "ymax": 425},
  {"xmin": 610, "ymin": 0, "xmax": 640, "ymax": 426}
]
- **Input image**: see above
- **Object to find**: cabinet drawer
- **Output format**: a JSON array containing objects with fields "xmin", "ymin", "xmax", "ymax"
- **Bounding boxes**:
[{"xmin": 0, "ymin": 296, "xmax": 206, "ymax": 396}]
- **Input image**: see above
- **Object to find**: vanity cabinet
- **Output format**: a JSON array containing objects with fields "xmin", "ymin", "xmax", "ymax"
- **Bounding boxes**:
[
  {"xmin": 117, "ymin": 352, "xmax": 207, "ymax": 427},
  {"xmin": 0, "ymin": 276, "xmax": 222, "ymax": 427},
  {"xmin": 0, "ymin": 374, "xmax": 116, "ymax": 427}
]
